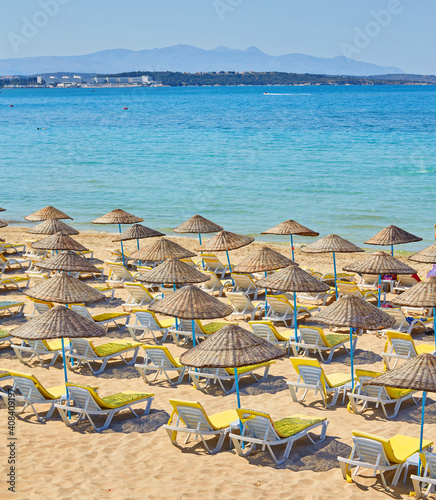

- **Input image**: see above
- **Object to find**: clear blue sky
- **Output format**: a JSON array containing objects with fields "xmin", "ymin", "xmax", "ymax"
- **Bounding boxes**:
[{"xmin": 1, "ymin": 0, "xmax": 435, "ymax": 74}]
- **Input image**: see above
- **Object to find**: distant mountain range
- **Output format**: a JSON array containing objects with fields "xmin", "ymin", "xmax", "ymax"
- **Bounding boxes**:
[{"xmin": 0, "ymin": 45, "xmax": 403, "ymax": 77}]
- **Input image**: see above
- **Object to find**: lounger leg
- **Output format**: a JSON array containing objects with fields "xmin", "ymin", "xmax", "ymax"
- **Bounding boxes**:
[
  {"xmin": 392, "ymin": 464, "xmax": 404, "ymax": 487},
  {"xmin": 412, "ymin": 477, "xmax": 424, "ymax": 499}
]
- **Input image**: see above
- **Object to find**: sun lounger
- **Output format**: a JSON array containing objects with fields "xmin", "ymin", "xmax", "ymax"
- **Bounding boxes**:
[
  {"xmin": 230, "ymin": 273, "xmax": 261, "ymax": 299},
  {"xmin": 230, "ymin": 408, "xmax": 328, "ymax": 464},
  {"xmin": 0, "ymin": 301, "xmax": 25, "ymax": 317},
  {"xmin": 0, "ymin": 369, "xmax": 12, "ymax": 394},
  {"xmin": 106, "ymin": 261, "xmax": 140, "ymax": 287},
  {"xmin": 249, "ymin": 320, "xmax": 292, "ymax": 348},
  {"xmin": 0, "ymin": 253, "xmax": 32, "ymax": 274},
  {"xmin": 0, "ymin": 329, "xmax": 12, "ymax": 347},
  {"xmin": 198, "ymin": 271, "xmax": 232, "ymax": 296},
  {"xmin": 338, "ymin": 430, "xmax": 433, "ymax": 490},
  {"xmin": 105, "ymin": 248, "xmax": 129, "ymax": 263},
  {"xmin": 393, "ymin": 274, "xmax": 419, "ymax": 293},
  {"xmin": 22, "ymin": 247, "xmax": 48, "ymax": 262},
  {"xmin": 201, "ymin": 254, "xmax": 231, "ymax": 278},
  {"xmin": 55, "ymin": 382, "xmax": 153, "ymax": 431},
  {"xmin": 69, "ymin": 303, "xmax": 130, "ymax": 329},
  {"xmin": 163, "ymin": 399, "xmax": 239, "ymax": 454},
  {"xmin": 287, "ymin": 357, "xmax": 354, "ymax": 408},
  {"xmin": 412, "ymin": 452, "xmax": 436, "ymax": 498},
  {"xmin": 0, "ymin": 274, "xmax": 29, "ymax": 291},
  {"xmin": 347, "ymin": 369, "xmax": 418, "ymax": 419},
  {"xmin": 25, "ymin": 298, "xmax": 54, "ymax": 318},
  {"xmin": 169, "ymin": 319, "xmax": 234, "ymax": 346},
  {"xmin": 188, "ymin": 361, "xmax": 275, "ymax": 395},
  {"xmin": 12, "ymin": 338, "xmax": 64, "ymax": 367},
  {"xmin": 66, "ymin": 338, "xmax": 141, "ymax": 375},
  {"xmin": 0, "ymin": 370, "xmax": 66, "ymax": 422},
  {"xmin": 383, "ymin": 308, "xmax": 431, "ymax": 335},
  {"xmin": 127, "ymin": 310, "xmax": 174, "ymax": 343},
  {"xmin": 135, "ymin": 345, "xmax": 187, "ymax": 385},
  {"xmin": 122, "ymin": 281, "xmax": 161, "ymax": 310},
  {"xmin": 337, "ymin": 281, "xmax": 380, "ymax": 302},
  {"xmin": 381, "ymin": 331, "xmax": 434, "ymax": 370},
  {"xmin": 25, "ymin": 272, "xmax": 50, "ymax": 287},
  {"xmin": 226, "ymin": 292, "xmax": 265, "ymax": 321},
  {"xmin": 0, "ymin": 242, "xmax": 26, "ymax": 255},
  {"xmin": 288, "ymin": 326, "xmax": 357, "ymax": 363},
  {"xmin": 265, "ymin": 294, "xmax": 318, "ymax": 327},
  {"xmin": 296, "ymin": 287, "xmax": 336, "ymax": 306}
]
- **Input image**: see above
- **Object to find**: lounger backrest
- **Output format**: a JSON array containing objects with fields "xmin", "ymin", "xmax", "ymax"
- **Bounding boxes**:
[
  {"xmin": 422, "ymin": 453, "xmax": 436, "ymax": 478},
  {"xmin": 178, "ymin": 318, "xmax": 202, "ymax": 333},
  {"xmin": 174, "ymin": 404, "xmax": 212, "ymax": 431},
  {"xmin": 201, "ymin": 254, "xmax": 224, "ymax": 272},
  {"xmin": 124, "ymin": 282, "xmax": 152, "ymax": 304},
  {"xmin": 0, "ymin": 254, "xmax": 7, "ymax": 264},
  {"xmin": 107, "ymin": 262, "xmax": 132, "ymax": 281},
  {"xmin": 69, "ymin": 338, "xmax": 96, "ymax": 358},
  {"xmin": 70, "ymin": 304, "xmax": 93, "ymax": 321},
  {"xmin": 356, "ymin": 375, "xmax": 389, "ymax": 399},
  {"xmin": 386, "ymin": 309, "xmax": 405, "ymax": 328},
  {"xmin": 298, "ymin": 364, "xmax": 323, "ymax": 386},
  {"xmin": 24, "ymin": 339, "xmax": 48, "ymax": 351},
  {"xmin": 144, "ymin": 347, "xmax": 176, "ymax": 369},
  {"xmin": 266, "ymin": 295, "xmax": 292, "ymax": 315},
  {"xmin": 358, "ymin": 274, "xmax": 379, "ymax": 286},
  {"xmin": 226, "ymin": 292, "xmax": 252, "ymax": 312},
  {"xmin": 11, "ymin": 375, "xmax": 46, "ymax": 402},
  {"xmin": 244, "ymin": 415, "xmax": 278, "ymax": 441},
  {"xmin": 27, "ymin": 274, "xmax": 48, "ymax": 286},
  {"xmin": 231, "ymin": 274, "xmax": 255, "ymax": 293},
  {"xmin": 32, "ymin": 300, "xmax": 53, "ymax": 315},
  {"xmin": 396, "ymin": 275, "xmax": 417, "ymax": 288},
  {"xmin": 249, "ymin": 322, "xmax": 278, "ymax": 343},
  {"xmin": 135, "ymin": 311, "xmax": 159, "ymax": 329},
  {"xmin": 299, "ymin": 327, "xmax": 324, "ymax": 347},
  {"xmin": 352, "ymin": 436, "xmax": 389, "ymax": 467},
  {"xmin": 390, "ymin": 338, "xmax": 416, "ymax": 357},
  {"xmin": 66, "ymin": 385, "xmax": 102, "ymax": 412},
  {"xmin": 337, "ymin": 281, "xmax": 361, "ymax": 297}
]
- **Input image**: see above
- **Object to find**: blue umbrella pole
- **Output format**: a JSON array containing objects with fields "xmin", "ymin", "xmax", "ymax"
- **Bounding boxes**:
[
  {"xmin": 136, "ymin": 239, "xmax": 140, "ymax": 250},
  {"xmin": 378, "ymin": 274, "xmax": 381, "ymax": 308},
  {"xmin": 293, "ymin": 292, "xmax": 298, "ymax": 343},
  {"xmin": 290, "ymin": 234, "xmax": 295, "ymax": 261},
  {"xmin": 226, "ymin": 250, "xmax": 234, "ymax": 285},
  {"xmin": 333, "ymin": 252, "xmax": 338, "ymax": 299},
  {"xmin": 391, "ymin": 244, "xmax": 394, "ymax": 257},
  {"xmin": 418, "ymin": 391, "xmax": 427, "ymax": 474},
  {"xmin": 118, "ymin": 224, "xmax": 125, "ymax": 266},
  {"xmin": 61, "ymin": 338, "xmax": 71, "ymax": 419},
  {"xmin": 199, "ymin": 233, "xmax": 205, "ymax": 269},
  {"xmin": 264, "ymin": 272, "xmax": 268, "ymax": 320},
  {"xmin": 350, "ymin": 327, "xmax": 354, "ymax": 391},
  {"xmin": 173, "ymin": 284, "xmax": 178, "ymax": 330},
  {"xmin": 234, "ymin": 367, "xmax": 244, "ymax": 449},
  {"xmin": 191, "ymin": 319, "xmax": 197, "ymax": 347}
]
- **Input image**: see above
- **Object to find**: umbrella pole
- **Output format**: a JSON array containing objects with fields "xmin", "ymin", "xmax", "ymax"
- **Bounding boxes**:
[
  {"xmin": 191, "ymin": 319, "xmax": 196, "ymax": 347},
  {"xmin": 264, "ymin": 272, "xmax": 268, "ymax": 321},
  {"xmin": 333, "ymin": 252, "xmax": 338, "ymax": 299},
  {"xmin": 136, "ymin": 238, "xmax": 140, "ymax": 250},
  {"xmin": 378, "ymin": 274, "xmax": 381, "ymax": 308},
  {"xmin": 418, "ymin": 391, "xmax": 427, "ymax": 474},
  {"xmin": 234, "ymin": 367, "xmax": 244, "ymax": 449},
  {"xmin": 118, "ymin": 224, "xmax": 125, "ymax": 266},
  {"xmin": 391, "ymin": 244, "xmax": 394, "ymax": 257},
  {"xmin": 350, "ymin": 327, "xmax": 354, "ymax": 391},
  {"xmin": 199, "ymin": 233, "xmax": 204, "ymax": 269},
  {"xmin": 61, "ymin": 338, "xmax": 71, "ymax": 419},
  {"xmin": 293, "ymin": 293, "xmax": 298, "ymax": 343},
  {"xmin": 226, "ymin": 250, "xmax": 234, "ymax": 285},
  {"xmin": 290, "ymin": 234, "xmax": 295, "ymax": 261},
  {"xmin": 173, "ymin": 285, "xmax": 178, "ymax": 330}
]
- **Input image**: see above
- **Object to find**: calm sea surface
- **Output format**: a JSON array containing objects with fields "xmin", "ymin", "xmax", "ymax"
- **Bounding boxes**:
[{"xmin": 0, "ymin": 85, "xmax": 435, "ymax": 249}]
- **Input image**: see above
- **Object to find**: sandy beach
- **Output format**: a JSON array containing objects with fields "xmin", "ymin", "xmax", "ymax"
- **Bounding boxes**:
[{"xmin": 1, "ymin": 226, "xmax": 434, "ymax": 500}]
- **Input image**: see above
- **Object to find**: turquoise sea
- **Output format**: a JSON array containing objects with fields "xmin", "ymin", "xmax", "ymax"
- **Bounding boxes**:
[{"xmin": 0, "ymin": 85, "xmax": 435, "ymax": 249}]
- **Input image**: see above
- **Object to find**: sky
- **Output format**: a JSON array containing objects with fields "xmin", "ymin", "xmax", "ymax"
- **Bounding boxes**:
[{"xmin": 1, "ymin": 0, "xmax": 435, "ymax": 74}]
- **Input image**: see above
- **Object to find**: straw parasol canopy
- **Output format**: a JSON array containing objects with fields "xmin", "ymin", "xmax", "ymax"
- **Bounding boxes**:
[
  {"xmin": 343, "ymin": 251, "xmax": 417, "ymax": 275},
  {"xmin": 364, "ymin": 225, "xmax": 422, "ymax": 246},
  {"xmin": 316, "ymin": 295, "xmax": 396, "ymax": 330},
  {"xmin": 148, "ymin": 285, "xmax": 233, "ymax": 319},
  {"xmin": 33, "ymin": 251, "xmax": 101, "ymax": 274},
  {"xmin": 129, "ymin": 238, "xmax": 195, "ymax": 262},
  {"xmin": 262, "ymin": 220, "xmax": 319, "ymax": 237},
  {"xmin": 179, "ymin": 324, "xmax": 285, "ymax": 368},
  {"xmin": 24, "ymin": 206, "xmax": 73, "ymax": 222},
  {"xmin": 391, "ymin": 277, "xmax": 436, "ymax": 308},
  {"xmin": 26, "ymin": 218, "xmax": 79, "ymax": 236},
  {"xmin": 31, "ymin": 232, "xmax": 87, "ymax": 252},
  {"xmin": 137, "ymin": 258, "xmax": 209, "ymax": 285},
  {"xmin": 11, "ymin": 305, "xmax": 106, "ymax": 340},
  {"xmin": 256, "ymin": 265, "xmax": 330, "ymax": 293},
  {"xmin": 25, "ymin": 273, "xmax": 104, "ymax": 304},
  {"xmin": 197, "ymin": 231, "xmax": 254, "ymax": 252},
  {"xmin": 409, "ymin": 243, "xmax": 436, "ymax": 264},
  {"xmin": 112, "ymin": 224, "xmax": 164, "ymax": 242},
  {"xmin": 91, "ymin": 209, "xmax": 143, "ymax": 225},
  {"xmin": 0, "ymin": 220, "xmax": 7, "ymax": 228},
  {"xmin": 363, "ymin": 353, "xmax": 436, "ymax": 393},
  {"xmin": 232, "ymin": 246, "xmax": 296, "ymax": 274},
  {"xmin": 301, "ymin": 234, "xmax": 363, "ymax": 254},
  {"xmin": 173, "ymin": 215, "xmax": 223, "ymax": 234}
]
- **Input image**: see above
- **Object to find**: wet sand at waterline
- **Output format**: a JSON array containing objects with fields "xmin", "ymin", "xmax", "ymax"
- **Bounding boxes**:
[{"xmin": 0, "ymin": 227, "xmax": 434, "ymax": 500}]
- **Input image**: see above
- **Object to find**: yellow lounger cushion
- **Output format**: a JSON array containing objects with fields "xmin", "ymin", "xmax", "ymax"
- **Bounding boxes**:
[
  {"xmin": 92, "ymin": 341, "xmax": 141, "ymax": 357},
  {"xmin": 0, "ymin": 329, "xmax": 11, "ymax": 339},
  {"xmin": 324, "ymin": 333, "xmax": 355, "ymax": 347},
  {"xmin": 325, "ymin": 372, "xmax": 353, "ymax": 388},
  {"xmin": 8, "ymin": 370, "xmax": 65, "ymax": 400},
  {"xmin": 352, "ymin": 430, "xmax": 433, "ymax": 463},
  {"xmin": 249, "ymin": 320, "xmax": 292, "ymax": 341},
  {"xmin": 169, "ymin": 399, "xmax": 238, "ymax": 430},
  {"xmin": 41, "ymin": 339, "xmax": 64, "ymax": 351},
  {"xmin": 1, "ymin": 277, "xmax": 28, "ymax": 283},
  {"xmin": 66, "ymin": 383, "xmax": 153, "ymax": 409},
  {"xmin": 91, "ymin": 312, "xmax": 129, "ymax": 322},
  {"xmin": 201, "ymin": 322, "xmax": 236, "ymax": 334},
  {"xmin": 0, "ymin": 301, "xmax": 24, "ymax": 310},
  {"xmin": 355, "ymin": 369, "xmax": 414, "ymax": 399},
  {"xmin": 93, "ymin": 285, "xmax": 112, "ymax": 292},
  {"xmin": 224, "ymin": 361, "xmax": 274, "ymax": 376},
  {"xmin": 0, "ymin": 369, "xmax": 10, "ymax": 378},
  {"xmin": 267, "ymin": 295, "xmax": 318, "ymax": 311},
  {"xmin": 290, "ymin": 357, "xmax": 353, "ymax": 393}
]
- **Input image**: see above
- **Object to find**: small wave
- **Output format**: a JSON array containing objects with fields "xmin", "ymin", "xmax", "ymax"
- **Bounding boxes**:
[{"xmin": 263, "ymin": 93, "xmax": 311, "ymax": 96}]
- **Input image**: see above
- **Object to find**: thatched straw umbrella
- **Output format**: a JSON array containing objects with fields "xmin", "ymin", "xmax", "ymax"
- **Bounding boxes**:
[
  {"xmin": 129, "ymin": 238, "xmax": 195, "ymax": 263},
  {"xmin": 391, "ymin": 277, "xmax": 436, "ymax": 348},
  {"xmin": 316, "ymin": 295, "xmax": 395, "ymax": 389},
  {"xmin": 25, "ymin": 206, "xmax": 73, "ymax": 221},
  {"xmin": 173, "ymin": 214, "xmax": 222, "ymax": 250},
  {"xmin": 301, "ymin": 234, "xmax": 364, "ymax": 298},
  {"xmin": 112, "ymin": 224, "xmax": 164, "ymax": 251},
  {"xmin": 409, "ymin": 243, "xmax": 436, "ymax": 279},
  {"xmin": 92, "ymin": 209, "xmax": 144, "ymax": 265},
  {"xmin": 257, "ymin": 265, "xmax": 330, "ymax": 344},
  {"xmin": 26, "ymin": 219, "xmax": 79, "ymax": 236},
  {"xmin": 0, "ymin": 220, "xmax": 7, "ymax": 228},
  {"xmin": 364, "ymin": 225, "xmax": 422, "ymax": 256},
  {"xmin": 363, "ymin": 353, "xmax": 436, "ymax": 471},
  {"xmin": 31, "ymin": 232, "xmax": 87, "ymax": 252},
  {"xmin": 261, "ymin": 220, "xmax": 319, "ymax": 261},
  {"xmin": 33, "ymin": 250, "xmax": 101, "ymax": 274},
  {"xmin": 197, "ymin": 230, "xmax": 254, "ymax": 280},
  {"xmin": 11, "ymin": 305, "xmax": 106, "ymax": 405},
  {"xmin": 343, "ymin": 251, "xmax": 417, "ymax": 307},
  {"xmin": 148, "ymin": 285, "xmax": 233, "ymax": 345},
  {"xmin": 180, "ymin": 324, "xmax": 284, "ymax": 408},
  {"xmin": 232, "ymin": 246, "xmax": 296, "ymax": 274}
]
